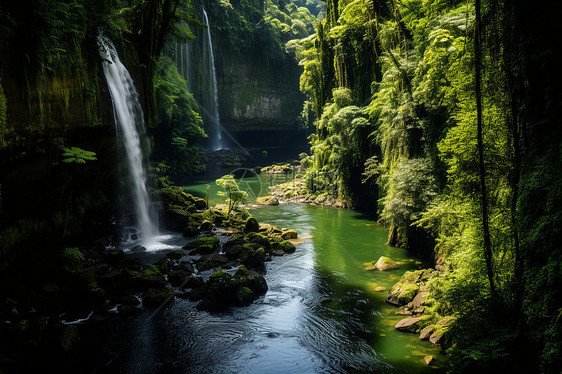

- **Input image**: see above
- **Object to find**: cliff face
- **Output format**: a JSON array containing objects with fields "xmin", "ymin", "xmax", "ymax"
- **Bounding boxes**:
[
  {"xmin": 217, "ymin": 53, "xmax": 304, "ymax": 133},
  {"xmin": 0, "ymin": 34, "xmax": 147, "ymax": 265}
]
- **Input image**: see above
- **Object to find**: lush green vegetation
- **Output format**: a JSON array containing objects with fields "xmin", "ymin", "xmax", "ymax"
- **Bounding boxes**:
[
  {"xmin": 292, "ymin": 0, "xmax": 562, "ymax": 371},
  {"xmin": 153, "ymin": 56, "xmax": 206, "ymax": 176}
]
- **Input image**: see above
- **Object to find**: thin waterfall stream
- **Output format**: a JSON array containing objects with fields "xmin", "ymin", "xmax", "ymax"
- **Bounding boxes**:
[
  {"xmin": 98, "ymin": 35, "xmax": 165, "ymax": 250},
  {"xmin": 203, "ymin": 9, "xmax": 223, "ymax": 150}
]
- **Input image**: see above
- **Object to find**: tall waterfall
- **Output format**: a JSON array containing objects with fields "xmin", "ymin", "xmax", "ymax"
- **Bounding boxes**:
[
  {"xmin": 203, "ymin": 9, "xmax": 223, "ymax": 150},
  {"xmin": 175, "ymin": 21, "xmax": 191, "ymax": 88},
  {"xmin": 98, "ymin": 35, "xmax": 159, "ymax": 247}
]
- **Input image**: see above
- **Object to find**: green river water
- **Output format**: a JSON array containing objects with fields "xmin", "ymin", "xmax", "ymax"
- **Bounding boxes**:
[{"xmin": 163, "ymin": 170, "xmax": 446, "ymax": 373}]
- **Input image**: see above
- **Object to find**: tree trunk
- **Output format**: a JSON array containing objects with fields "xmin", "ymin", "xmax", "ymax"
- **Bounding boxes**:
[{"xmin": 474, "ymin": 0, "xmax": 495, "ymax": 297}]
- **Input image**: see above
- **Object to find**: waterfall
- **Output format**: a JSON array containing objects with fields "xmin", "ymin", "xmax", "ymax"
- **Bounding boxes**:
[
  {"xmin": 203, "ymin": 9, "xmax": 223, "ymax": 150},
  {"xmin": 98, "ymin": 35, "xmax": 159, "ymax": 248},
  {"xmin": 175, "ymin": 21, "xmax": 191, "ymax": 88}
]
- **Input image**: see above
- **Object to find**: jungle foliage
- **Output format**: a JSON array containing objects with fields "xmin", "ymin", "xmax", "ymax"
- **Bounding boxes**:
[{"xmin": 293, "ymin": 0, "xmax": 562, "ymax": 371}]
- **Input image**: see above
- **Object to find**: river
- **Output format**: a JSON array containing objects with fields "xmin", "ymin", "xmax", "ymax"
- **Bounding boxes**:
[{"xmin": 91, "ymin": 166, "xmax": 445, "ymax": 373}]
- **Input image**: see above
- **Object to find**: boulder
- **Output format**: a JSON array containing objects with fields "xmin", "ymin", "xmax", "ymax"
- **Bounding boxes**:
[
  {"xmin": 247, "ymin": 233, "xmax": 271, "ymax": 250},
  {"xmin": 374, "ymin": 256, "xmax": 399, "ymax": 271},
  {"xmin": 195, "ymin": 268, "xmax": 268, "ymax": 311},
  {"xmin": 225, "ymin": 245, "xmax": 243, "ymax": 259},
  {"xmin": 117, "ymin": 304, "xmax": 141, "ymax": 316},
  {"xmin": 121, "ymin": 295, "xmax": 140, "ymax": 306},
  {"xmin": 97, "ymin": 269, "xmax": 134, "ymax": 294},
  {"xmin": 183, "ymin": 224, "xmax": 200, "ymax": 237},
  {"xmin": 133, "ymin": 273, "xmax": 167, "ymax": 291},
  {"xmin": 199, "ymin": 220, "xmax": 213, "ymax": 231},
  {"xmin": 194, "ymin": 198, "xmax": 207, "ymax": 210},
  {"xmin": 394, "ymin": 316, "xmax": 428, "ymax": 333},
  {"xmin": 155, "ymin": 258, "xmax": 173, "ymax": 274},
  {"xmin": 277, "ymin": 240, "xmax": 296, "ymax": 254},
  {"xmin": 281, "ymin": 229, "xmax": 298, "ymax": 240},
  {"xmin": 386, "ymin": 270, "xmax": 434, "ymax": 306},
  {"xmin": 424, "ymin": 355, "xmax": 435, "ymax": 365},
  {"xmin": 183, "ymin": 236, "xmax": 220, "ymax": 254},
  {"xmin": 435, "ymin": 316, "xmax": 456, "ymax": 327},
  {"xmin": 419, "ymin": 325, "xmax": 435, "ymax": 340},
  {"xmin": 255, "ymin": 196, "xmax": 279, "ymax": 205},
  {"xmin": 196, "ymin": 253, "xmax": 229, "ymax": 271},
  {"xmin": 164, "ymin": 208, "xmax": 190, "ymax": 231},
  {"xmin": 168, "ymin": 270, "xmax": 192, "ymax": 287},
  {"xmin": 183, "ymin": 275, "xmax": 204, "ymax": 289},
  {"xmin": 429, "ymin": 329, "xmax": 445, "ymax": 345},
  {"xmin": 238, "ymin": 246, "xmax": 267, "ymax": 270},
  {"xmin": 244, "ymin": 217, "xmax": 260, "ymax": 233},
  {"xmin": 412, "ymin": 306, "xmax": 425, "ymax": 315},
  {"xmin": 411, "ymin": 289, "xmax": 429, "ymax": 307},
  {"xmin": 142, "ymin": 288, "xmax": 175, "ymax": 307},
  {"xmin": 166, "ymin": 250, "xmax": 184, "ymax": 260}
]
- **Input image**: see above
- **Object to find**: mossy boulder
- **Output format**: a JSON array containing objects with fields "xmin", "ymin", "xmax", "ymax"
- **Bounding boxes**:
[
  {"xmin": 168, "ymin": 269, "xmax": 193, "ymax": 287},
  {"xmin": 244, "ymin": 217, "xmax": 260, "ymax": 233},
  {"xmin": 193, "ymin": 198, "xmax": 207, "ymax": 210},
  {"xmin": 281, "ymin": 229, "xmax": 298, "ymax": 240},
  {"xmin": 375, "ymin": 256, "xmax": 399, "ymax": 271},
  {"xmin": 142, "ymin": 288, "xmax": 175, "ymax": 307},
  {"xmin": 247, "ymin": 232, "xmax": 271, "ymax": 250},
  {"xmin": 164, "ymin": 208, "xmax": 190, "ymax": 231},
  {"xmin": 386, "ymin": 270, "xmax": 434, "ymax": 306},
  {"xmin": 196, "ymin": 253, "xmax": 229, "ymax": 271},
  {"xmin": 166, "ymin": 250, "xmax": 184, "ymax": 260},
  {"xmin": 195, "ymin": 268, "xmax": 268, "ymax": 311},
  {"xmin": 183, "ymin": 224, "xmax": 200, "ymax": 237},
  {"xmin": 238, "ymin": 246, "xmax": 267, "ymax": 270},
  {"xmin": 255, "ymin": 196, "xmax": 279, "ymax": 205},
  {"xmin": 183, "ymin": 236, "xmax": 220, "ymax": 254},
  {"xmin": 394, "ymin": 315, "xmax": 433, "ymax": 333},
  {"xmin": 199, "ymin": 220, "xmax": 213, "ymax": 231},
  {"xmin": 276, "ymin": 240, "xmax": 296, "ymax": 254}
]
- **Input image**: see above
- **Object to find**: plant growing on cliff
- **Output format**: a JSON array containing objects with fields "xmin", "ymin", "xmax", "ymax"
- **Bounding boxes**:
[
  {"xmin": 61, "ymin": 147, "xmax": 97, "ymax": 164},
  {"xmin": 216, "ymin": 174, "xmax": 248, "ymax": 217}
]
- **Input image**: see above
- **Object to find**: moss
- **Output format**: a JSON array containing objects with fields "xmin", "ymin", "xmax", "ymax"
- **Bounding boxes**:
[
  {"xmin": 183, "ymin": 236, "xmax": 220, "ymax": 251},
  {"xmin": 142, "ymin": 265, "xmax": 161, "ymax": 277},
  {"xmin": 235, "ymin": 286, "xmax": 255, "ymax": 303}
]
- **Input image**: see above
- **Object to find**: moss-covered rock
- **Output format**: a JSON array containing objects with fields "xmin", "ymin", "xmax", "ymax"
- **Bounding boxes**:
[
  {"xmin": 199, "ymin": 220, "xmax": 213, "ymax": 231},
  {"xmin": 164, "ymin": 208, "xmax": 190, "ymax": 231},
  {"xmin": 194, "ymin": 197, "xmax": 207, "ymax": 210},
  {"xmin": 195, "ymin": 267, "xmax": 268, "ymax": 311},
  {"xmin": 183, "ymin": 236, "xmax": 220, "ymax": 254},
  {"xmin": 281, "ymin": 229, "xmax": 298, "ymax": 240},
  {"xmin": 142, "ymin": 288, "xmax": 175, "ymax": 307},
  {"xmin": 183, "ymin": 224, "xmax": 200, "ymax": 237},
  {"xmin": 255, "ymin": 196, "xmax": 279, "ymax": 205},
  {"xmin": 386, "ymin": 270, "xmax": 434, "ymax": 306},
  {"xmin": 375, "ymin": 256, "xmax": 399, "ymax": 271},
  {"xmin": 276, "ymin": 240, "xmax": 296, "ymax": 254},
  {"xmin": 244, "ymin": 217, "xmax": 260, "ymax": 233},
  {"xmin": 394, "ymin": 315, "xmax": 433, "ymax": 333}
]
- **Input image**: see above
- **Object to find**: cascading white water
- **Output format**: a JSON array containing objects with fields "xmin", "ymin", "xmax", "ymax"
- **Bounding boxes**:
[
  {"xmin": 98, "ymin": 35, "xmax": 159, "ymax": 248},
  {"xmin": 203, "ymin": 9, "xmax": 223, "ymax": 150},
  {"xmin": 175, "ymin": 21, "xmax": 191, "ymax": 88}
]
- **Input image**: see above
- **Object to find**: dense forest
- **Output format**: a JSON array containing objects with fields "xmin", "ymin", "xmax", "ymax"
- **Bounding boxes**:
[
  {"xmin": 1, "ymin": 0, "xmax": 561, "ymax": 372},
  {"xmin": 287, "ymin": 0, "xmax": 562, "ymax": 371}
]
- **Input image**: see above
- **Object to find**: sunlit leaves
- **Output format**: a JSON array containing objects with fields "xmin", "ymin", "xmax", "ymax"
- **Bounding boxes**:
[{"xmin": 61, "ymin": 147, "xmax": 97, "ymax": 164}]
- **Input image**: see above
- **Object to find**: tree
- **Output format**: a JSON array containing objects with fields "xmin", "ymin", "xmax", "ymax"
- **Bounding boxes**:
[
  {"xmin": 215, "ymin": 175, "xmax": 248, "ymax": 217},
  {"xmin": 474, "ymin": 0, "xmax": 495, "ymax": 297}
]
